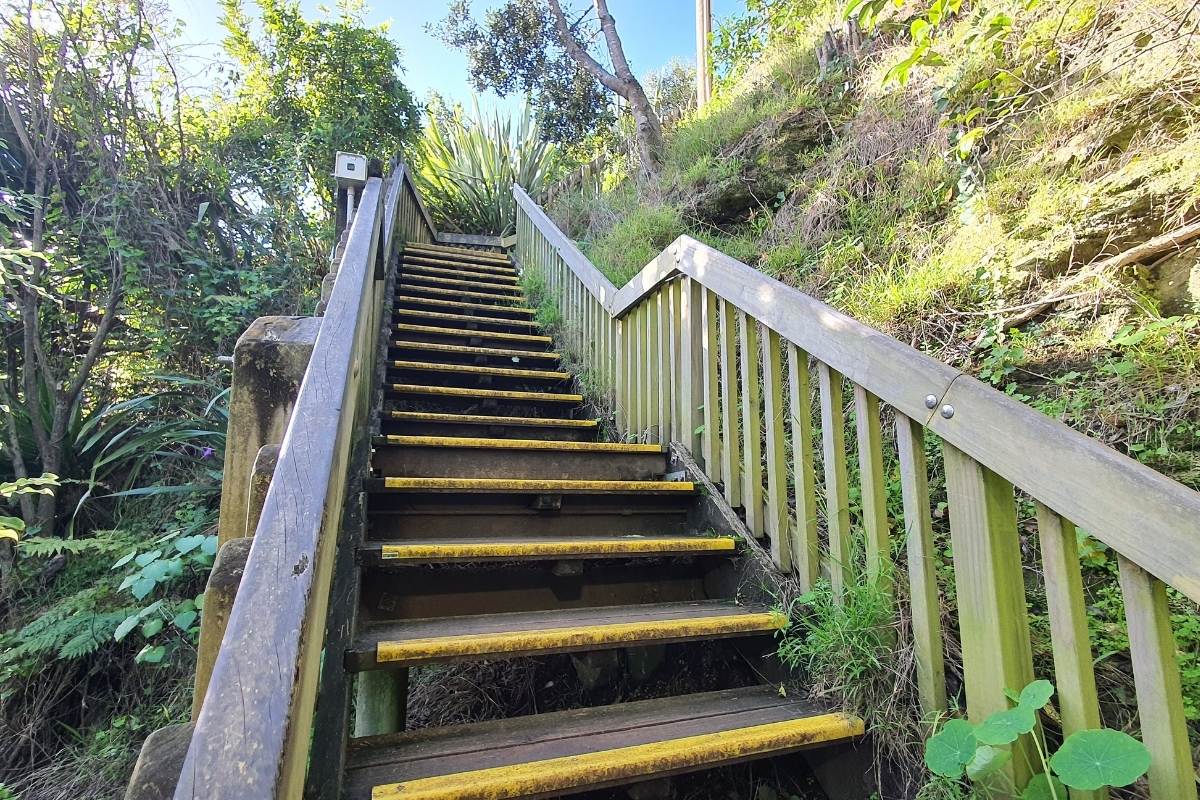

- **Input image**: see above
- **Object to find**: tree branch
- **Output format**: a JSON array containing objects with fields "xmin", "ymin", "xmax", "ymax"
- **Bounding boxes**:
[
  {"xmin": 546, "ymin": 0, "xmax": 626, "ymax": 96},
  {"xmin": 593, "ymin": 0, "xmax": 635, "ymax": 83}
]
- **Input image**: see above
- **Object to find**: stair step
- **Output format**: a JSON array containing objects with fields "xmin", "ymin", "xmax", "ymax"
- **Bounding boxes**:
[
  {"xmin": 394, "ymin": 323, "xmax": 551, "ymax": 345},
  {"xmin": 392, "ymin": 310, "xmax": 540, "ymax": 330},
  {"xmin": 360, "ymin": 535, "xmax": 737, "ymax": 564},
  {"xmin": 372, "ymin": 435, "xmax": 666, "ymax": 479},
  {"xmin": 346, "ymin": 600, "xmax": 783, "ymax": 670},
  {"xmin": 401, "ymin": 254, "xmax": 519, "ymax": 277},
  {"xmin": 398, "ymin": 283, "xmax": 523, "ymax": 304},
  {"xmin": 393, "ymin": 294, "xmax": 535, "ymax": 317},
  {"xmin": 389, "ymin": 384, "xmax": 581, "ymax": 403},
  {"xmin": 389, "ymin": 341, "xmax": 560, "ymax": 362},
  {"xmin": 388, "ymin": 411, "xmax": 596, "ymax": 429},
  {"xmin": 345, "ymin": 686, "xmax": 862, "ymax": 800},
  {"xmin": 375, "ymin": 436, "xmax": 661, "ymax": 454},
  {"xmin": 388, "ymin": 361, "xmax": 568, "ymax": 381},
  {"xmin": 403, "ymin": 263, "xmax": 520, "ymax": 284},
  {"xmin": 369, "ymin": 477, "xmax": 694, "ymax": 494},
  {"xmin": 401, "ymin": 273, "xmax": 524, "ymax": 295},
  {"xmin": 405, "ymin": 243, "xmax": 511, "ymax": 263}
]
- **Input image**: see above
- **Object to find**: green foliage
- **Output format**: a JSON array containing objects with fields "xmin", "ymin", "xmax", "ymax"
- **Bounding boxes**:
[
  {"xmin": 924, "ymin": 680, "xmax": 1150, "ymax": 796},
  {"xmin": 412, "ymin": 98, "xmax": 562, "ymax": 236},
  {"xmin": 581, "ymin": 204, "xmax": 683, "ymax": 286},
  {"xmin": 431, "ymin": 1, "xmax": 615, "ymax": 146}
]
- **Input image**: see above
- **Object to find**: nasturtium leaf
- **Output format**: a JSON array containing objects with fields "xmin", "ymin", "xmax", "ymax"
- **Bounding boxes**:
[
  {"xmin": 966, "ymin": 744, "xmax": 1011, "ymax": 780},
  {"xmin": 975, "ymin": 706, "xmax": 1036, "ymax": 745},
  {"xmin": 135, "ymin": 644, "xmax": 166, "ymax": 664},
  {"xmin": 172, "ymin": 609, "xmax": 198, "ymax": 631},
  {"xmin": 114, "ymin": 613, "xmax": 140, "ymax": 642},
  {"xmin": 141, "ymin": 618, "xmax": 164, "ymax": 638},
  {"xmin": 1049, "ymin": 729, "xmax": 1150, "ymax": 790},
  {"xmin": 1021, "ymin": 773, "xmax": 1067, "ymax": 800},
  {"xmin": 925, "ymin": 719, "xmax": 978, "ymax": 778},
  {"xmin": 131, "ymin": 576, "xmax": 157, "ymax": 600},
  {"xmin": 174, "ymin": 534, "xmax": 205, "ymax": 554},
  {"xmin": 134, "ymin": 549, "xmax": 162, "ymax": 568},
  {"xmin": 201, "ymin": 535, "xmax": 218, "ymax": 556},
  {"xmin": 1018, "ymin": 679, "xmax": 1054, "ymax": 711}
]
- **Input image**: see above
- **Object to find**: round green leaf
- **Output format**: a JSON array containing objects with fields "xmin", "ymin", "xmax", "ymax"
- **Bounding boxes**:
[
  {"xmin": 135, "ymin": 644, "xmax": 166, "ymax": 664},
  {"xmin": 1049, "ymin": 729, "xmax": 1151, "ymax": 790},
  {"xmin": 172, "ymin": 609, "xmax": 198, "ymax": 631},
  {"xmin": 966, "ymin": 744, "xmax": 1012, "ymax": 780},
  {"xmin": 976, "ymin": 706, "xmax": 1036, "ymax": 745},
  {"xmin": 1021, "ymin": 773, "xmax": 1066, "ymax": 800},
  {"xmin": 114, "ymin": 613, "xmax": 140, "ymax": 642},
  {"xmin": 174, "ymin": 534, "xmax": 205, "ymax": 555},
  {"xmin": 131, "ymin": 576, "xmax": 157, "ymax": 601},
  {"xmin": 925, "ymin": 719, "xmax": 978, "ymax": 778},
  {"xmin": 201, "ymin": 535, "xmax": 218, "ymax": 556},
  {"xmin": 141, "ymin": 618, "xmax": 164, "ymax": 638},
  {"xmin": 1018, "ymin": 679, "xmax": 1054, "ymax": 711},
  {"xmin": 134, "ymin": 549, "xmax": 162, "ymax": 568}
]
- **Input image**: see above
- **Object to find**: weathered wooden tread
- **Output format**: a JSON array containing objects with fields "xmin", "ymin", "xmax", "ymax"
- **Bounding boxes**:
[
  {"xmin": 375, "ymin": 435, "xmax": 662, "ymax": 453},
  {"xmin": 403, "ymin": 263, "xmax": 520, "ymax": 284},
  {"xmin": 361, "ymin": 535, "xmax": 737, "ymax": 564},
  {"xmin": 398, "ymin": 284, "xmax": 521, "ymax": 303},
  {"xmin": 345, "ymin": 686, "xmax": 863, "ymax": 800},
  {"xmin": 389, "ymin": 341, "xmax": 559, "ymax": 361},
  {"xmin": 388, "ymin": 411, "xmax": 596, "ymax": 428},
  {"xmin": 389, "ymin": 384, "xmax": 582, "ymax": 403},
  {"xmin": 373, "ymin": 477, "xmax": 694, "ymax": 493},
  {"xmin": 401, "ymin": 254, "xmax": 518, "ymax": 276},
  {"xmin": 394, "ymin": 323, "xmax": 551, "ymax": 344},
  {"xmin": 392, "ymin": 310, "xmax": 540, "ymax": 329},
  {"xmin": 405, "ymin": 242, "xmax": 511, "ymax": 262},
  {"xmin": 402, "ymin": 273, "xmax": 524, "ymax": 294},
  {"xmin": 347, "ymin": 600, "xmax": 783, "ymax": 669},
  {"xmin": 388, "ymin": 361, "xmax": 567, "ymax": 380},
  {"xmin": 393, "ymin": 295, "xmax": 535, "ymax": 316}
]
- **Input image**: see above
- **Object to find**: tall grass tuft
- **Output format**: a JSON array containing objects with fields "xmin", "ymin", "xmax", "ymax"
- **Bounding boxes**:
[{"xmin": 412, "ymin": 98, "xmax": 562, "ymax": 236}]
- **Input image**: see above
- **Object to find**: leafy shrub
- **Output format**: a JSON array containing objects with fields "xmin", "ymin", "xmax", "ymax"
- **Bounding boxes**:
[{"xmin": 412, "ymin": 98, "xmax": 563, "ymax": 235}]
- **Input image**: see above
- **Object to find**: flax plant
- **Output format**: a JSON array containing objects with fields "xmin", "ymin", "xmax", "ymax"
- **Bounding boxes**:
[{"xmin": 412, "ymin": 98, "xmax": 563, "ymax": 236}]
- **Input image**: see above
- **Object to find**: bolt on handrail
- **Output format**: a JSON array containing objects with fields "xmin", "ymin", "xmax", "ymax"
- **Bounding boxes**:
[{"xmin": 514, "ymin": 182, "xmax": 1200, "ymax": 799}]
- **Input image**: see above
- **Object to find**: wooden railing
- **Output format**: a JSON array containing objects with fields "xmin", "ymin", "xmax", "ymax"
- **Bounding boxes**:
[
  {"xmin": 174, "ymin": 161, "xmax": 432, "ymax": 799},
  {"xmin": 514, "ymin": 184, "xmax": 1200, "ymax": 799}
]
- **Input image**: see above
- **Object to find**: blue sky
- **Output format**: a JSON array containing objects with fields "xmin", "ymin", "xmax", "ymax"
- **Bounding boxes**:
[{"xmin": 166, "ymin": 0, "xmax": 743, "ymax": 112}]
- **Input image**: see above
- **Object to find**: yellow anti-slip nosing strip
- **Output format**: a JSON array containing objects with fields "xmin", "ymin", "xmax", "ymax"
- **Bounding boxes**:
[
  {"xmin": 394, "ymin": 295, "xmax": 535, "ymax": 315},
  {"xmin": 392, "ymin": 310, "xmax": 540, "ymax": 329},
  {"xmin": 370, "ymin": 714, "xmax": 864, "ymax": 800},
  {"xmin": 374, "ymin": 611, "xmax": 787, "ymax": 664},
  {"xmin": 389, "ymin": 361, "xmax": 568, "ymax": 380},
  {"xmin": 390, "ymin": 341, "xmax": 559, "ymax": 359},
  {"xmin": 379, "ymin": 477, "xmax": 694, "ymax": 492},
  {"xmin": 406, "ymin": 242, "xmax": 510, "ymax": 260},
  {"xmin": 379, "ymin": 537, "xmax": 736, "ymax": 561},
  {"xmin": 389, "ymin": 411, "xmax": 597, "ymax": 428},
  {"xmin": 403, "ymin": 264, "xmax": 520, "ymax": 283},
  {"xmin": 399, "ymin": 284, "xmax": 522, "ymax": 302},
  {"xmin": 380, "ymin": 435, "xmax": 664, "ymax": 453},
  {"xmin": 390, "ymin": 384, "xmax": 581, "ymax": 403},
  {"xmin": 403, "ymin": 274, "xmax": 524, "ymax": 293},
  {"xmin": 394, "ymin": 323, "xmax": 551, "ymax": 344}
]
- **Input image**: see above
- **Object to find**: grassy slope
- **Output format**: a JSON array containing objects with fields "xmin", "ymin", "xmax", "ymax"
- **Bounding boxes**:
[{"xmin": 548, "ymin": 0, "xmax": 1199, "ymax": 790}]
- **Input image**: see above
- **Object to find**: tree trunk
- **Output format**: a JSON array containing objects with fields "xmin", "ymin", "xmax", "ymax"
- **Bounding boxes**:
[{"xmin": 546, "ymin": 0, "xmax": 665, "ymax": 178}]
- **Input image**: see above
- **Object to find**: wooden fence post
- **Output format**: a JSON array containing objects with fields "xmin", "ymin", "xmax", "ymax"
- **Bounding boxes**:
[{"xmin": 215, "ymin": 316, "xmax": 320, "ymax": 546}]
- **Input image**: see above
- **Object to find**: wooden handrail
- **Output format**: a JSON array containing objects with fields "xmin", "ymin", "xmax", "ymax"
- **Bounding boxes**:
[
  {"xmin": 514, "ymin": 182, "xmax": 1200, "ymax": 799},
  {"xmin": 176, "ymin": 160, "xmax": 430, "ymax": 798},
  {"xmin": 514, "ymin": 184, "xmax": 1200, "ymax": 604}
]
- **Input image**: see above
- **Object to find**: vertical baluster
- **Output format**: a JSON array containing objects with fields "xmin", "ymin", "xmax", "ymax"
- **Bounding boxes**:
[
  {"xmin": 656, "ymin": 287, "xmax": 671, "ymax": 442},
  {"xmin": 646, "ymin": 293, "xmax": 661, "ymax": 443},
  {"xmin": 678, "ymin": 277, "xmax": 704, "ymax": 459},
  {"xmin": 1036, "ymin": 504, "xmax": 1103, "ymax": 800},
  {"xmin": 667, "ymin": 280, "xmax": 683, "ymax": 444},
  {"xmin": 614, "ymin": 315, "xmax": 626, "ymax": 434},
  {"xmin": 761, "ymin": 327, "xmax": 790, "ymax": 569},
  {"xmin": 787, "ymin": 344, "xmax": 819, "ymax": 591},
  {"xmin": 1117, "ymin": 558, "xmax": 1197, "ymax": 800},
  {"xmin": 895, "ymin": 416, "xmax": 947, "ymax": 716},
  {"xmin": 718, "ymin": 300, "xmax": 742, "ymax": 507},
  {"xmin": 943, "ymin": 443, "xmax": 1037, "ymax": 789},
  {"xmin": 738, "ymin": 311, "xmax": 763, "ymax": 537},
  {"xmin": 701, "ymin": 290, "xmax": 721, "ymax": 479},
  {"xmin": 638, "ymin": 302, "xmax": 651, "ymax": 440},
  {"xmin": 818, "ymin": 362, "xmax": 851, "ymax": 599},
  {"xmin": 624, "ymin": 311, "xmax": 637, "ymax": 439},
  {"xmin": 854, "ymin": 386, "xmax": 891, "ymax": 595}
]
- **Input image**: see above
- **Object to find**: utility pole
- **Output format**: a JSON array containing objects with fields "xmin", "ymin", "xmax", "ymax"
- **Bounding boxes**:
[{"xmin": 696, "ymin": 0, "xmax": 712, "ymax": 109}]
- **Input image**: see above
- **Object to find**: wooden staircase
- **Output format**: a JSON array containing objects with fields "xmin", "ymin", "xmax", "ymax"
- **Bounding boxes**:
[{"xmin": 342, "ymin": 241, "xmax": 863, "ymax": 799}]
